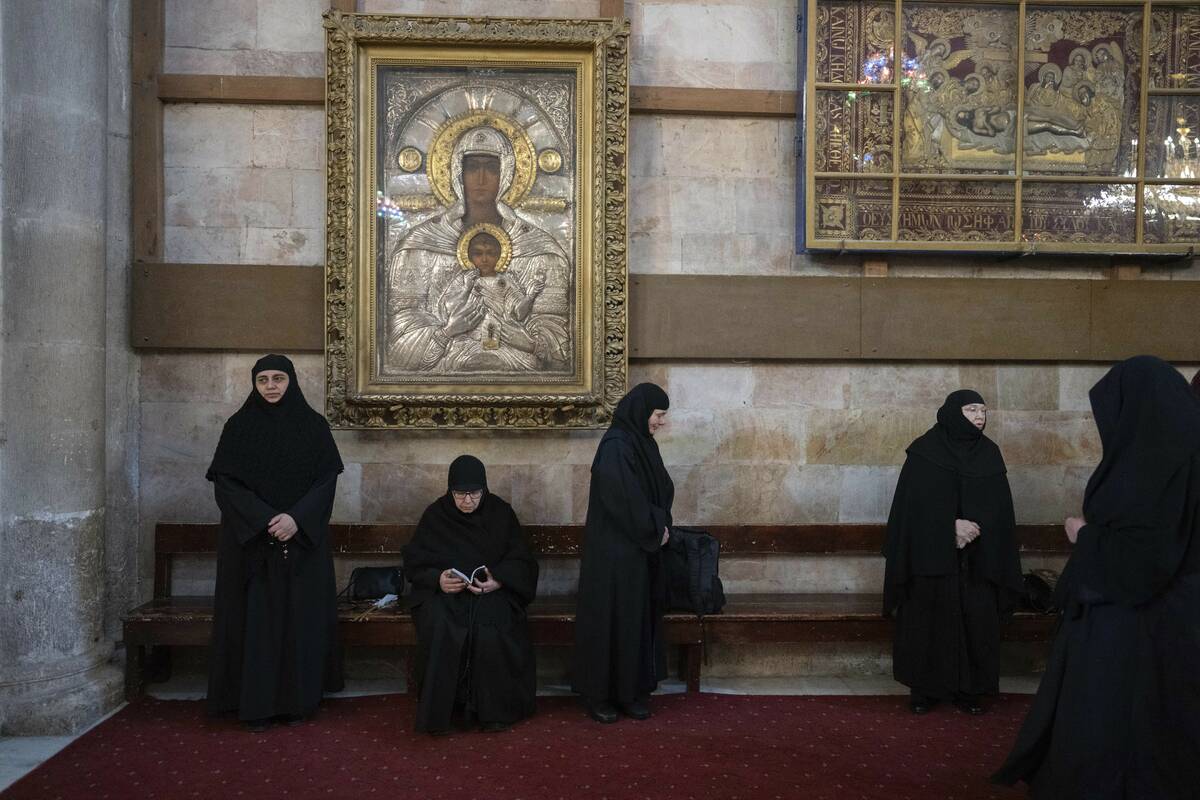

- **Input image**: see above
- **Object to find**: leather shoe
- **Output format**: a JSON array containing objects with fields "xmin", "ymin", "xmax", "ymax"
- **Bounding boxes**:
[
  {"xmin": 480, "ymin": 721, "xmax": 510, "ymax": 733},
  {"xmin": 909, "ymin": 694, "xmax": 936, "ymax": 715},
  {"xmin": 620, "ymin": 699, "xmax": 651, "ymax": 720},
  {"xmin": 282, "ymin": 714, "xmax": 306, "ymax": 727},
  {"xmin": 587, "ymin": 703, "xmax": 619, "ymax": 724},
  {"xmin": 955, "ymin": 696, "xmax": 985, "ymax": 715}
]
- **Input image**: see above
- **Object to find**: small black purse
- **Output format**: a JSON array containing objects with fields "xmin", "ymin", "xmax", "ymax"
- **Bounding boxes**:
[{"xmin": 340, "ymin": 566, "xmax": 405, "ymax": 601}]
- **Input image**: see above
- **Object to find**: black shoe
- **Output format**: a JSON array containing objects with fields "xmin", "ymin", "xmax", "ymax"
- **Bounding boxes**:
[
  {"xmin": 954, "ymin": 695, "xmax": 985, "ymax": 715},
  {"xmin": 282, "ymin": 714, "xmax": 306, "ymax": 727},
  {"xmin": 479, "ymin": 721, "xmax": 510, "ymax": 733},
  {"xmin": 587, "ymin": 703, "xmax": 619, "ymax": 724},
  {"xmin": 243, "ymin": 718, "xmax": 271, "ymax": 733},
  {"xmin": 427, "ymin": 728, "xmax": 452, "ymax": 737},
  {"xmin": 620, "ymin": 699, "xmax": 651, "ymax": 720},
  {"xmin": 909, "ymin": 694, "xmax": 936, "ymax": 715}
]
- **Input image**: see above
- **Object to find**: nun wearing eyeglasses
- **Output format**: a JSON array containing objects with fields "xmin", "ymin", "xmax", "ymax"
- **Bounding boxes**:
[{"xmin": 401, "ymin": 455, "xmax": 539, "ymax": 735}]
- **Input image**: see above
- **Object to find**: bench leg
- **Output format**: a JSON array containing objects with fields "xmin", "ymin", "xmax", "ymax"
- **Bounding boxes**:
[
  {"xmin": 125, "ymin": 644, "xmax": 146, "ymax": 701},
  {"xmin": 681, "ymin": 644, "xmax": 701, "ymax": 693},
  {"xmin": 147, "ymin": 645, "xmax": 173, "ymax": 684}
]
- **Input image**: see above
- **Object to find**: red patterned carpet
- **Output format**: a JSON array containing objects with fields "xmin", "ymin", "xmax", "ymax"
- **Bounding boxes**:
[{"xmin": 2, "ymin": 693, "xmax": 1030, "ymax": 800}]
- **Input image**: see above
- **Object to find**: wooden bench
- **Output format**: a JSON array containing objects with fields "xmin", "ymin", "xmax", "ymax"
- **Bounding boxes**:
[{"xmin": 122, "ymin": 523, "xmax": 1067, "ymax": 700}]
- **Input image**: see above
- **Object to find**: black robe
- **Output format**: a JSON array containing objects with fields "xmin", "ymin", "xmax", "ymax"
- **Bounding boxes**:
[
  {"xmin": 994, "ymin": 356, "xmax": 1200, "ymax": 798},
  {"xmin": 402, "ymin": 492, "xmax": 538, "ymax": 733},
  {"xmin": 883, "ymin": 390, "xmax": 1025, "ymax": 701},
  {"xmin": 206, "ymin": 354, "xmax": 344, "ymax": 721},
  {"xmin": 573, "ymin": 383, "xmax": 674, "ymax": 707}
]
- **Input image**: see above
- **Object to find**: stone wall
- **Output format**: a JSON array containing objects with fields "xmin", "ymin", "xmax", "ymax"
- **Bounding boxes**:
[{"xmin": 140, "ymin": 0, "xmax": 1199, "ymax": 676}]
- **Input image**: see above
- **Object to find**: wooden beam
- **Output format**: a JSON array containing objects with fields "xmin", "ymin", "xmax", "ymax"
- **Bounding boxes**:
[
  {"xmin": 861, "ymin": 278, "xmax": 1091, "ymax": 360},
  {"xmin": 630, "ymin": 86, "xmax": 795, "ymax": 117},
  {"xmin": 1090, "ymin": 280, "xmax": 1200, "ymax": 361},
  {"xmin": 158, "ymin": 74, "xmax": 324, "ymax": 105},
  {"xmin": 598, "ymin": 0, "xmax": 624, "ymax": 17},
  {"xmin": 130, "ymin": 268, "xmax": 1200, "ymax": 362},
  {"xmin": 330, "ymin": 0, "xmax": 356, "ymax": 11},
  {"xmin": 862, "ymin": 258, "xmax": 889, "ymax": 278},
  {"xmin": 155, "ymin": 73, "xmax": 794, "ymax": 118},
  {"xmin": 131, "ymin": 0, "xmax": 165, "ymax": 261},
  {"xmin": 629, "ymin": 275, "xmax": 861, "ymax": 359},
  {"xmin": 132, "ymin": 263, "xmax": 324, "ymax": 350}
]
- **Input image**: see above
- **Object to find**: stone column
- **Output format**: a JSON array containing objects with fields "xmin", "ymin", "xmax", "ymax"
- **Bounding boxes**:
[{"xmin": 0, "ymin": 0, "xmax": 123, "ymax": 734}]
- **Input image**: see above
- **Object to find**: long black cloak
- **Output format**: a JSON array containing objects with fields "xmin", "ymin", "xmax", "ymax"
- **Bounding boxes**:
[
  {"xmin": 206, "ymin": 354, "xmax": 344, "ymax": 721},
  {"xmin": 572, "ymin": 383, "xmax": 674, "ymax": 707},
  {"xmin": 402, "ymin": 456, "xmax": 539, "ymax": 733},
  {"xmin": 883, "ymin": 389, "xmax": 1025, "ymax": 701},
  {"xmin": 994, "ymin": 356, "xmax": 1200, "ymax": 798}
]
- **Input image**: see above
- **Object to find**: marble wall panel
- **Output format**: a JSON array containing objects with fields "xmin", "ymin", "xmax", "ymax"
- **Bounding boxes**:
[
  {"xmin": 989, "ymin": 412, "xmax": 1102, "ymax": 466},
  {"xmin": 630, "ymin": 1, "xmax": 797, "ymax": 90},
  {"xmin": 165, "ymin": 0, "xmax": 328, "ymax": 77},
  {"xmin": 751, "ymin": 365, "xmax": 851, "ymax": 410},
  {"xmin": 805, "ymin": 408, "xmax": 929, "ymax": 466}
]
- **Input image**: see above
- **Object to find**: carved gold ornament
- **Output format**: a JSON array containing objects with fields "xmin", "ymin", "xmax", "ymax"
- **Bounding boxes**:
[
  {"xmin": 397, "ymin": 146, "xmax": 423, "ymax": 172},
  {"xmin": 537, "ymin": 148, "xmax": 564, "ymax": 174}
]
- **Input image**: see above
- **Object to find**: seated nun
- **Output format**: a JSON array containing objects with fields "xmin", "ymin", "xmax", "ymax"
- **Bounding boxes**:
[{"xmin": 402, "ymin": 455, "xmax": 539, "ymax": 735}]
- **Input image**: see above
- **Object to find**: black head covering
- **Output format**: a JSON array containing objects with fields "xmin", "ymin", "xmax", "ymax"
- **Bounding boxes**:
[
  {"xmin": 1083, "ymin": 356, "xmax": 1200, "ymax": 534},
  {"xmin": 1191, "ymin": 368, "xmax": 1200, "ymax": 401},
  {"xmin": 612, "ymin": 382, "xmax": 670, "ymax": 438},
  {"xmin": 206, "ymin": 354, "xmax": 343, "ymax": 509},
  {"xmin": 906, "ymin": 389, "xmax": 1006, "ymax": 478},
  {"xmin": 403, "ymin": 457, "xmax": 538, "ymax": 604},
  {"xmin": 448, "ymin": 455, "xmax": 487, "ymax": 493},
  {"xmin": 599, "ymin": 383, "xmax": 674, "ymax": 508}
]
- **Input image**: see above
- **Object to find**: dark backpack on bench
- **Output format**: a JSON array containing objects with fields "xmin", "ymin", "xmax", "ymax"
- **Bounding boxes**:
[{"xmin": 663, "ymin": 526, "xmax": 726, "ymax": 615}]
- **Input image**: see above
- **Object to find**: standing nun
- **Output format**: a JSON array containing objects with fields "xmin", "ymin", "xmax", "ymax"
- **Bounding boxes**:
[
  {"xmin": 994, "ymin": 356, "xmax": 1200, "ymax": 798},
  {"xmin": 573, "ymin": 383, "xmax": 673, "ymax": 723},
  {"xmin": 883, "ymin": 389, "xmax": 1025, "ymax": 714},
  {"xmin": 206, "ymin": 354, "xmax": 344, "ymax": 731},
  {"xmin": 402, "ymin": 455, "xmax": 539, "ymax": 735}
]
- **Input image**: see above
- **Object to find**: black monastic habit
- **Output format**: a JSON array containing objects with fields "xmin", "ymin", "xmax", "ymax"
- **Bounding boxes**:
[
  {"xmin": 994, "ymin": 356, "xmax": 1200, "ymax": 798},
  {"xmin": 883, "ymin": 389, "xmax": 1025, "ymax": 703},
  {"xmin": 402, "ymin": 456, "xmax": 539, "ymax": 733},
  {"xmin": 206, "ymin": 354, "xmax": 344, "ymax": 721},
  {"xmin": 572, "ymin": 383, "xmax": 674, "ymax": 707}
]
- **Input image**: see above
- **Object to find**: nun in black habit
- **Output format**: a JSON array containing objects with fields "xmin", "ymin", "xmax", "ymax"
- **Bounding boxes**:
[
  {"xmin": 572, "ymin": 383, "xmax": 673, "ymax": 724},
  {"xmin": 206, "ymin": 354, "xmax": 345, "ymax": 731},
  {"xmin": 402, "ymin": 455, "xmax": 539, "ymax": 735},
  {"xmin": 883, "ymin": 389, "xmax": 1025, "ymax": 715},
  {"xmin": 994, "ymin": 356, "xmax": 1200, "ymax": 799}
]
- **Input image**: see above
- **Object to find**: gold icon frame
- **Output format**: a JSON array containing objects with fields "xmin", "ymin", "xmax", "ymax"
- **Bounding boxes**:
[
  {"xmin": 324, "ymin": 12, "xmax": 630, "ymax": 429},
  {"xmin": 803, "ymin": 0, "xmax": 1200, "ymax": 254}
]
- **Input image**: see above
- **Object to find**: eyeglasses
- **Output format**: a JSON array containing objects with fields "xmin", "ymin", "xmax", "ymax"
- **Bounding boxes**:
[{"xmin": 451, "ymin": 489, "xmax": 484, "ymax": 501}]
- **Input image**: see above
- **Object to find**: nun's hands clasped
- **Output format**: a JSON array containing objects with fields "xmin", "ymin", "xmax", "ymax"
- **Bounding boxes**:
[
  {"xmin": 955, "ymin": 518, "xmax": 981, "ymax": 549},
  {"xmin": 1064, "ymin": 516, "xmax": 1085, "ymax": 544},
  {"xmin": 268, "ymin": 513, "xmax": 298, "ymax": 541},
  {"xmin": 469, "ymin": 569, "xmax": 503, "ymax": 595}
]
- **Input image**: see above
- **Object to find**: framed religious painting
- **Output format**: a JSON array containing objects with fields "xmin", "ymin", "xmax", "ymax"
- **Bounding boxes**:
[
  {"xmin": 799, "ymin": 0, "xmax": 1200, "ymax": 254},
  {"xmin": 324, "ymin": 12, "xmax": 629, "ymax": 428}
]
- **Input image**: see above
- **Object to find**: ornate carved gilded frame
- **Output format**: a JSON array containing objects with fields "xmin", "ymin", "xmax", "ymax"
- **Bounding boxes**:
[
  {"xmin": 324, "ymin": 12, "xmax": 629, "ymax": 428},
  {"xmin": 801, "ymin": 0, "xmax": 1200, "ymax": 255}
]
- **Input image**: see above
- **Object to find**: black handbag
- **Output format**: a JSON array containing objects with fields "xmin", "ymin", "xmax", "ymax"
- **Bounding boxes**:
[
  {"xmin": 340, "ymin": 566, "xmax": 405, "ymax": 601},
  {"xmin": 1021, "ymin": 568, "xmax": 1059, "ymax": 614}
]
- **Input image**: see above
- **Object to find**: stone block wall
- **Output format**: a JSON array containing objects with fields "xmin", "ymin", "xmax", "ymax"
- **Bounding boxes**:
[{"xmin": 138, "ymin": 0, "xmax": 1200, "ymax": 677}]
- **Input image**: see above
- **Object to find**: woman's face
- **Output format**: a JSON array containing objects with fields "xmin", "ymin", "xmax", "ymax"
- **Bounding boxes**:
[
  {"xmin": 961, "ymin": 403, "xmax": 987, "ymax": 430},
  {"xmin": 255, "ymin": 370, "xmax": 289, "ymax": 404},
  {"xmin": 648, "ymin": 409, "xmax": 668, "ymax": 436},
  {"xmin": 452, "ymin": 488, "xmax": 484, "ymax": 513}
]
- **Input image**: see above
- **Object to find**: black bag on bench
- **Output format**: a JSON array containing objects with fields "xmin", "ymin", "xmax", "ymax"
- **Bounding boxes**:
[
  {"xmin": 340, "ymin": 566, "xmax": 405, "ymax": 601},
  {"xmin": 663, "ymin": 526, "xmax": 726, "ymax": 615}
]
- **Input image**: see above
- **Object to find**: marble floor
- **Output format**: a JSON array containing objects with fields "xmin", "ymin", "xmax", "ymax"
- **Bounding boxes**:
[{"xmin": 0, "ymin": 672, "xmax": 1041, "ymax": 792}]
